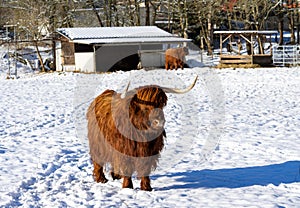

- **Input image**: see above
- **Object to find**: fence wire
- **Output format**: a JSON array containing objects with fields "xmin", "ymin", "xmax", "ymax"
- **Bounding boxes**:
[{"xmin": 273, "ymin": 45, "xmax": 300, "ymax": 66}]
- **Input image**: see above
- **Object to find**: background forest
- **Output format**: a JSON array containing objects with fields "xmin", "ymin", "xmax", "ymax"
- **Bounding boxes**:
[{"xmin": 1, "ymin": 0, "xmax": 300, "ymax": 55}]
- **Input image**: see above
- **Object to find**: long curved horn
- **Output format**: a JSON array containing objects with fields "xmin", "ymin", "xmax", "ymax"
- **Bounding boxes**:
[
  {"xmin": 121, "ymin": 81, "xmax": 131, "ymax": 98},
  {"xmin": 162, "ymin": 75, "xmax": 198, "ymax": 94}
]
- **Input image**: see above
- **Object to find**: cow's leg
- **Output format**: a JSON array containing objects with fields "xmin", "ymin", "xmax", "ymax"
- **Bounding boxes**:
[
  {"xmin": 170, "ymin": 63, "xmax": 174, "ymax": 70},
  {"xmin": 92, "ymin": 161, "xmax": 108, "ymax": 183},
  {"xmin": 140, "ymin": 176, "xmax": 152, "ymax": 191},
  {"xmin": 111, "ymin": 171, "xmax": 122, "ymax": 180},
  {"xmin": 111, "ymin": 163, "xmax": 122, "ymax": 180},
  {"xmin": 179, "ymin": 60, "xmax": 183, "ymax": 70},
  {"xmin": 165, "ymin": 62, "xmax": 169, "ymax": 70},
  {"xmin": 122, "ymin": 176, "xmax": 133, "ymax": 189},
  {"xmin": 174, "ymin": 61, "xmax": 178, "ymax": 70}
]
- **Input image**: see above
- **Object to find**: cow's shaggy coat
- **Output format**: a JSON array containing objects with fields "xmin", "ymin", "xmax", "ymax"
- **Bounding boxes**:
[
  {"xmin": 87, "ymin": 86, "xmax": 168, "ymax": 191},
  {"xmin": 87, "ymin": 75, "xmax": 197, "ymax": 191},
  {"xmin": 165, "ymin": 47, "xmax": 189, "ymax": 70}
]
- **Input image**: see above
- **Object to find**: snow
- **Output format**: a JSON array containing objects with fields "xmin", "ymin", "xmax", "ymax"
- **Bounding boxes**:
[{"xmin": 0, "ymin": 46, "xmax": 300, "ymax": 207}]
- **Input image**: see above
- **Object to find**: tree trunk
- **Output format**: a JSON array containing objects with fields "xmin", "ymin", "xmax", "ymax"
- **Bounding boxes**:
[
  {"xmin": 103, "ymin": 0, "xmax": 111, "ymax": 26},
  {"xmin": 278, "ymin": 15, "xmax": 284, "ymax": 45},
  {"xmin": 289, "ymin": 11, "xmax": 295, "ymax": 44},
  {"xmin": 145, "ymin": 0, "xmax": 150, "ymax": 26},
  {"xmin": 150, "ymin": 1, "xmax": 161, "ymax": 26},
  {"xmin": 183, "ymin": 0, "xmax": 188, "ymax": 41},
  {"xmin": 52, "ymin": 39, "xmax": 56, "ymax": 71},
  {"xmin": 207, "ymin": 6, "xmax": 213, "ymax": 55},
  {"xmin": 167, "ymin": 0, "xmax": 172, "ymax": 32},
  {"xmin": 35, "ymin": 41, "xmax": 45, "ymax": 72},
  {"xmin": 297, "ymin": 13, "xmax": 300, "ymax": 44},
  {"xmin": 126, "ymin": 0, "xmax": 135, "ymax": 25},
  {"xmin": 88, "ymin": 0, "xmax": 104, "ymax": 27},
  {"xmin": 134, "ymin": 0, "xmax": 140, "ymax": 26}
]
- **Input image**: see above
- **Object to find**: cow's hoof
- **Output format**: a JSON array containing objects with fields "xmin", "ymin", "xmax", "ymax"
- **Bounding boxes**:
[
  {"xmin": 140, "ymin": 177, "xmax": 152, "ymax": 191},
  {"xmin": 111, "ymin": 172, "xmax": 122, "ymax": 180},
  {"xmin": 141, "ymin": 185, "xmax": 153, "ymax": 191},
  {"xmin": 122, "ymin": 177, "xmax": 133, "ymax": 189},
  {"xmin": 94, "ymin": 175, "xmax": 108, "ymax": 183}
]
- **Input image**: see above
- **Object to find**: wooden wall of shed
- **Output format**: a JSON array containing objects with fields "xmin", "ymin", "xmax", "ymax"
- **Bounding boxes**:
[{"xmin": 61, "ymin": 38, "xmax": 75, "ymax": 65}]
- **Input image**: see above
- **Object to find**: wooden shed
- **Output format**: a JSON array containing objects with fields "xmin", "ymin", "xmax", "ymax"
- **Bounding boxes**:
[
  {"xmin": 55, "ymin": 26, "xmax": 190, "ymax": 72},
  {"xmin": 214, "ymin": 30, "xmax": 278, "ymax": 67}
]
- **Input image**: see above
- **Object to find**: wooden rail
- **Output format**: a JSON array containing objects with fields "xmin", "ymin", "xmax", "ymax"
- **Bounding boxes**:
[{"xmin": 220, "ymin": 55, "xmax": 252, "ymax": 64}]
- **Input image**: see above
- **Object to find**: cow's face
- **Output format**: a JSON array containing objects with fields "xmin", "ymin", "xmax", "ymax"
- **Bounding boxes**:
[
  {"xmin": 183, "ymin": 47, "xmax": 189, "ymax": 55},
  {"xmin": 130, "ymin": 87, "xmax": 167, "ymax": 133},
  {"xmin": 140, "ymin": 104, "xmax": 165, "ymax": 131}
]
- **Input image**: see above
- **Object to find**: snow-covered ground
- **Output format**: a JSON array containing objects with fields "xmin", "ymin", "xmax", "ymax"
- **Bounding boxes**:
[{"xmin": 0, "ymin": 46, "xmax": 299, "ymax": 207}]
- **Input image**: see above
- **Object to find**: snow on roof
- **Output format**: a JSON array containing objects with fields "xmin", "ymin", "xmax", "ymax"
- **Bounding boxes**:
[
  {"xmin": 57, "ymin": 26, "xmax": 191, "ymax": 44},
  {"xmin": 214, "ymin": 30, "xmax": 278, "ymax": 35},
  {"xmin": 57, "ymin": 26, "xmax": 171, "ymax": 39},
  {"xmin": 72, "ymin": 37, "xmax": 190, "ymax": 45}
]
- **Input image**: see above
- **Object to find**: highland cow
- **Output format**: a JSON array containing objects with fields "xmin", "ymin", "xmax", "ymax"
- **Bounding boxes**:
[
  {"xmin": 165, "ymin": 47, "xmax": 189, "ymax": 70},
  {"xmin": 86, "ymin": 76, "xmax": 197, "ymax": 191}
]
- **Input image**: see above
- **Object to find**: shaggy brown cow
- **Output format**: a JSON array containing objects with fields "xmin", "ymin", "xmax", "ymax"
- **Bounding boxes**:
[
  {"xmin": 165, "ymin": 47, "xmax": 189, "ymax": 70},
  {"xmin": 86, "ymin": 76, "xmax": 197, "ymax": 191}
]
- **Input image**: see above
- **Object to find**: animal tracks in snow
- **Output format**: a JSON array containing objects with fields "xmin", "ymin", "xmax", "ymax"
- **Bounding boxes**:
[
  {"xmin": 4, "ymin": 140, "xmax": 91, "ymax": 207},
  {"xmin": 0, "ymin": 68, "xmax": 299, "ymax": 207}
]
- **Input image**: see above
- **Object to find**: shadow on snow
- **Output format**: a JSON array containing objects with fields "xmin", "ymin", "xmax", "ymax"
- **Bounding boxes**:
[{"xmin": 154, "ymin": 161, "xmax": 300, "ymax": 190}]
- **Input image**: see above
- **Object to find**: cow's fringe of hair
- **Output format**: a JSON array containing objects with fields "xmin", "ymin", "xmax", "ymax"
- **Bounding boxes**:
[{"xmin": 87, "ymin": 86, "xmax": 167, "ymax": 177}]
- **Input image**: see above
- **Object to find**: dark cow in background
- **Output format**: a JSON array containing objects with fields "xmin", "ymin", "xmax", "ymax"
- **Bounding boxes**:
[
  {"xmin": 86, "ymin": 76, "xmax": 197, "ymax": 191},
  {"xmin": 165, "ymin": 47, "xmax": 189, "ymax": 70}
]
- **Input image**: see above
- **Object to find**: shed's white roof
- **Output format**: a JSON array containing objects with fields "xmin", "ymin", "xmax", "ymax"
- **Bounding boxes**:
[
  {"xmin": 214, "ymin": 30, "xmax": 278, "ymax": 35},
  {"xmin": 72, "ymin": 37, "xmax": 190, "ymax": 45},
  {"xmin": 57, "ymin": 26, "xmax": 190, "ymax": 44}
]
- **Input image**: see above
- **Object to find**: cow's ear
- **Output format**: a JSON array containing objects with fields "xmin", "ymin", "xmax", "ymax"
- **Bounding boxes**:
[
  {"xmin": 130, "ymin": 94, "xmax": 139, "ymax": 109},
  {"xmin": 131, "ymin": 94, "xmax": 137, "ymax": 103}
]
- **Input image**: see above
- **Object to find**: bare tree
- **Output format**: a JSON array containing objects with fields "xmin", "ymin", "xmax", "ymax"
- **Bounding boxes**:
[
  {"xmin": 87, "ymin": 0, "xmax": 104, "ymax": 27},
  {"xmin": 3, "ymin": 0, "xmax": 75, "ymax": 72},
  {"xmin": 194, "ymin": 0, "xmax": 223, "ymax": 55},
  {"xmin": 224, "ymin": 0, "xmax": 278, "ymax": 51},
  {"xmin": 286, "ymin": 0, "xmax": 299, "ymax": 44},
  {"xmin": 149, "ymin": 0, "xmax": 163, "ymax": 25}
]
